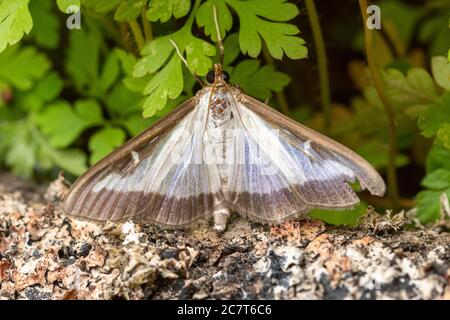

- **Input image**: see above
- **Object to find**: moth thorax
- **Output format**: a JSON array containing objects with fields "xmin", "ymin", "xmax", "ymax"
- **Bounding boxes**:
[{"xmin": 209, "ymin": 93, "xmax": 232, "ymax": 126}]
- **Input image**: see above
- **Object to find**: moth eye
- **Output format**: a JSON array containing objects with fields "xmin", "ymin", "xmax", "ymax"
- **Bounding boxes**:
[
  {"xmin": 223, "ymin": 71, "xmax": 230, "ymax": 83},
  {"xmin": 206, "ymin": 71, "xmax": 215, "ymax": 84}
]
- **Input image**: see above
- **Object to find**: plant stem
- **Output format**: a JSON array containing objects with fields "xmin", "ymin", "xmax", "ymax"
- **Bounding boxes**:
[
  {"xmin": 128, "ymin": 20, "xmax": 145, "ymax": 51},
  {"xmin": 141, "ymin": 9, "xmax": 153, "ymax": 41},
  {"xmin": 362, "ymin": 194, "xmax": 415, "ymax": 209},
  {"xmin": 119, "ymin": 22, "xmax": 134, "ymax": 53},
  {"xmin": 98, "ymin": 16, "xmax": 123, "ymax": 47},
  {"xmin": 262, "ymin": 45, "xmax": 290, "ymax": 115},
  {"xmin": 305, "ymin": 0, "xmax": 331, "ymax": 131},
  {"xmin": 187, "ymin": 0, "xmax": 201, "ymax": 26},
  {"xmin": 358, "ymin": 0, "xmax": 399, "ymax": 208}
]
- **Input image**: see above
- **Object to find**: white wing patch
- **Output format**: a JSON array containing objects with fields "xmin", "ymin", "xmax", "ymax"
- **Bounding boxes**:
[
  {"xmin": 92, "ymin": 99, "xmax": 221, "ymax": 196},
  {"xmin": 131, "ymin": 151, "xmax": 139, "ymax": 164}
]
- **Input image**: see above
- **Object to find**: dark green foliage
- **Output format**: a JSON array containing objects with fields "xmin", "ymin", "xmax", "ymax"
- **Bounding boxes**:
[{"xmin": 0, "ymin": 0, "xmax": 448, "ymax": 225}]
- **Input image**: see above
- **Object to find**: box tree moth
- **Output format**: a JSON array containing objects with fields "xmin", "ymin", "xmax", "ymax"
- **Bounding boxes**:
[
  {"xmin": 64, "ymin": 16, "xmax": 385, "ymax": 232},
  {"xmin": 63, "ymin": 61, "xmax": 386, "ymax": 231}
]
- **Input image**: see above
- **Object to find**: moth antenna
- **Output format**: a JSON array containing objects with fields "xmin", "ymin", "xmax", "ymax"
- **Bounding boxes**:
[
  {"xmin": 169, "ymin": 38, "xmax": 205, "ymax": 87},
  {"xmin": 169, "ymin": 39, "xmax": 188, "ymax": 66},
  {"xmin": 213, "ymin": 5, "xmax": 224, "ymax": 65}
]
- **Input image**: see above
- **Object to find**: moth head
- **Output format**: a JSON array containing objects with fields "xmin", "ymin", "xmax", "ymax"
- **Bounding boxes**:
[{"xmin": 206, "ymin": 63, "xmax": 230, "ymax": 85}]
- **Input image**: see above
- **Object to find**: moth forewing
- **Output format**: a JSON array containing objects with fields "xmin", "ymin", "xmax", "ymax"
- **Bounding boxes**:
[{"xmin": 63, "ymin": 97, "xmax": 204, "ymax": 223}]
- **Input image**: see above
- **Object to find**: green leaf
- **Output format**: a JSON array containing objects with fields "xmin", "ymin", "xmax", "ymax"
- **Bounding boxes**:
[
  {"xmin": 36, "ymin": 144, "xmax": 53, "ymax": 170},
  {"xmin": 134, "ymin": 37, "xmax": 173, "ymax": 76},
  {"xmin": 379, "ymin": 0, "xmax": 423, "ymax": 54},
  {"xmin": 29, "ymin": 0, "xmax": 60, "ymax": 49},
  {"xmin": 37, "ymin": 99, "xmax": 104, "ymax": 148},
  {"xmin": 184, "ymin": 36, "xmax": 217, "ymax": 76},
  {"xmin": 357, "ymin": 140, "xmax": 409, "ymax": 169},
  {"xmin": 105, "ymin": 82, "xmax": 141, "ymax": 117},
  {"xmin": 121, "ymin": 113, "xmax": 154, "ymax": 136},
  {"xmin": 418, "ymin": 92, "xmax": 450, "ymax": 138},
  {"xmin": 182, "ymin": 69, "xmax": 196, "ymax": 96},
  {"xmin": 6, "ymin": 139, "xmax": 35, "ymax": 177},
  {"xmin": 116, "ymin": 48, "xmax": 151, "ymax": 93},
  {"xmin": 416, "ymin": 189, "xmax": 450, "ymax": 223},
  {"xmin": 20, "ymin": 71, "xmax": 64, "ymax": 111},
  {"xmin": 225, "ymin": 0, "xmax": 307, "ymax": 59},
  {"xmin": 0, "ymin": 114, "xmax": 88, "ymax": 177},
  {"xmin": 123, "ymin": 76, "xmax": 151, "ymax": 93},
  {"xmin": 134, "ymin": 20, "xmax": 215, "ymax": 115},
  {"xmin": 3, "ymin": 121, "xmax": 35, "ymax": 178},
  {"xmin": 383, "ymin": 68, "xmax": 439, "ymax": 110},
  {"xmin": 33, "ymin": 72, "xmax": 64, "ymax": 103},
  {"xmin": 437, "ymin": 123, "xmax": 450, "ymax": 149},
  {"xmin": 404, "ymin": 68, "xmax": 440, "ymax": 102},
  {"xmin": 115, "ymin": 48, "xmax": 137, "ymax": 75},
  {"xmin": 231, "ymin": 59, "xmax": 290, "ymax": 100},
  {"xmin": 121, "ymin": 96, "xmax": 185, "ymax": 136},
  {"xmin": 431, "ymin": 56, "xmax": 450, "ymax": 91},
  {"xmin": 56, "ymin": 0, "xmax": 80, "ymax": 13},
  {"xmin": 81, "ymin": 0, "xmax": 121, "ymax": 13},
  {"xmin": 0, "ymin": 0, "xmax": 33, "ymax": 53},
  {"xmin": 74, "ymin": 99, "xmax": 104, "ymax": 124},
  {"xmin": 114, "ymin": 0, "xmax": 147, "ymax": 21},
  {"xmin": 66, "ymin": 28, "xmax": 102, "ymax": 96},
  {"xmin": 417, "ymin": 145, "xmax": 450, "ymax": 223},
  {"xmin": 426, "ymin": 144, "xmax": 450, "ymax": 173},
  {"xmin": 142, "ymin": 55, "xmax": 183, "ymax": 117},
  {"xmin": 0, "ymin": 45, "xmax": 50, "ymax": 90},
  {"xmin": 419, "ymin": 15, "xmax": 450, "ymax": 57},
  {"xmin": 88, "ymin": 127, "xmax": 126, "ymax": 164},
  {"xmin": 100, "ymin": 51, "xmax": 120, "ymax": 94},
  {"xmin": 46, "ymin": 148, "xmax": 87, "ymax": 176},
  {"xmin": 223, "ymin": 33, "xmax": 240, "ymax": 67},
  {"xmin": 309, "ymin": 202, "xmax": 368, "ymax": 226},
  {"xmin": 134, "ymin": 28, "xmax": 216, "ymax": 78},
  {"xmin": 196, "ymin": 0, "xmax": 233, "ymax": 42},
  {"xmin": 421, "ymin": 169, "xmax": 450, "ymax": 190},
  {"xmin": 362, "ymin": 86, "xmax": 384, "ymax": 110},
  {"xmin": 67, "ymin": 27, "xmax": 120, "ymax": 97},
  {"xmin": 147, "ymin": 0, "xmax": 190, "ymax": 23},
  {"xmin": 196, "ymin": 0, "xmax": 307, "ymax": 58}
]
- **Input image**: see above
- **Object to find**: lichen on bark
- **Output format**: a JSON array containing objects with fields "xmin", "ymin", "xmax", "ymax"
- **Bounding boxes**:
[{"xmin": 1, "ymin": 173, "xmax": 450, "ymax": 300}]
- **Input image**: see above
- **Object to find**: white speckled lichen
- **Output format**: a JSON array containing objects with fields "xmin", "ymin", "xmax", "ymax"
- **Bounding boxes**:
[{"xmin": 1, "ymin": 173, "xmax": 450, "ymax": 300}]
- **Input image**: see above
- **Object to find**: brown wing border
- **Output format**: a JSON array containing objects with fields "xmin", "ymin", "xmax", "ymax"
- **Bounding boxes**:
[{"xmin": 237, "ymin": 91, "xmax": 386, "ymax": 196}]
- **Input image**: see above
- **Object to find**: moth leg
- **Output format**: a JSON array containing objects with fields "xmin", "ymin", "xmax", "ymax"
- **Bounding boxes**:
[{"xmin": 213, "ymin": 208, "xmax": 230, "ymax": 233}]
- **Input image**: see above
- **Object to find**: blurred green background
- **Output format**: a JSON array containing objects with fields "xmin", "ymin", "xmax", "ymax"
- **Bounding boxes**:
[{"xmin": 0, "ymin": 0, "xmax": 449, "ymax": 225}]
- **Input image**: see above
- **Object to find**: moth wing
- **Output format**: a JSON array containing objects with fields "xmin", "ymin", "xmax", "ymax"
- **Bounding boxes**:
[
  {"xmin": 223, "ymin": 104, "xmax": 309, "ymax": 222},
  {"xmin": 63, "ymin": 97, "xmax": 223, "ymax": 227},
  {"xmin": 225, "ymin": 91, "xmax": 385, "ymax": 222}
]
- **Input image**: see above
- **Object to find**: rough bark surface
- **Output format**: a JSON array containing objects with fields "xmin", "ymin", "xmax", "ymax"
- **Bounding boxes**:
[{"xmin": 1, "ymin": 173, "xmax": 450, "ymax": 300}]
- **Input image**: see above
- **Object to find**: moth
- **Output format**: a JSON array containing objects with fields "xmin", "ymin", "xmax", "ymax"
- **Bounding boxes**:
[{"xmin": 63, "ymin": 62, "xmax": 386, "ymax": 232}]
